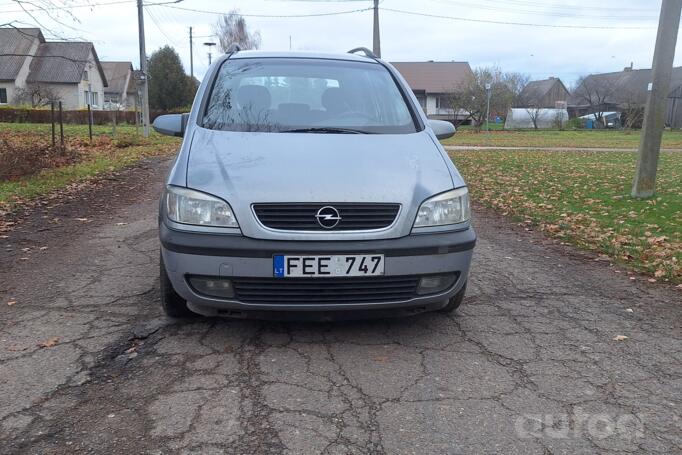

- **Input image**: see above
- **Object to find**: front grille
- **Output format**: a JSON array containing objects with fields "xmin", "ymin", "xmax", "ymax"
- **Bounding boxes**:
[
  {"xmin": 253, "ymin": 203, "xmax": 400, "ymax": 231},
  {"xmin": 232, "ymin": 275, "xmax": 419, "ymax": 304}
]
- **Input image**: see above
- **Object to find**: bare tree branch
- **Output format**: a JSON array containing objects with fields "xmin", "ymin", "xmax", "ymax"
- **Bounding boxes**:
[{"xmin": 214, "ymin": 9, "xmax": 262, "ymax": 52}]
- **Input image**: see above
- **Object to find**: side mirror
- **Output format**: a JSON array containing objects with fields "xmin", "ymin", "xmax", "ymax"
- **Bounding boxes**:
[
  {"xmin": 428, "ymin": 119, "xmax": 456, "ymax": 140},
  {"xmin": 152, "ymin": 113, "xmax": 189, "ymax": 137}
]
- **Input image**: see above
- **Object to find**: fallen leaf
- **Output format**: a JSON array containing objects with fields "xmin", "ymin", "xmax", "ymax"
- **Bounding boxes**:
[
  {"xmin": 38, "ymin": 337, "xmax": 60, "ymax": 348},
  {"xmin": 613, "ymin": 335, "xmax": 629, "ymax": 341},
  {"xmin": 654, "ymin": 269, "xmax": 665, "ymax": 278},
  {"xmin": 647, "ymin": 278, "xmax": 657, "ymax": 283},
  {"xmin": 7, "ymin": 300, "xmax": 16, "ymax": 306}
]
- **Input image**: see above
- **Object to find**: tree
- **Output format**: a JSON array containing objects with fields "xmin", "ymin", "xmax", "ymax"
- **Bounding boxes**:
[
  {"xmin": 525, "ymin": 105, "xmax": 542, "ymax": 130},
  {"xmin": 620, "ymin": 87, "xmax": 646, "ymax": 129},
  {"xmin": 446, "ymin": 66, "xmax": 527, "ymax": 131},
  {"xmin": 506, "ymin": 72, "xmax": 531, "ymax": 107},
  {"xmin": 12, "ymin": 83, "xmax": 60, "ymax": 107},
  {"xmin": 572, "ymin": 75, "xmax": 615, "ymax": 127},
  {"xmin": 147, "ymin": 46, "xmax": 195, "ymax": 110},
  {"xmin": 214, "ymin": 10, "xmax": 261, "ymax": 52},
  {"xmin": 515, "ymin": 89, "xmax": 544, "ymax": 130}
]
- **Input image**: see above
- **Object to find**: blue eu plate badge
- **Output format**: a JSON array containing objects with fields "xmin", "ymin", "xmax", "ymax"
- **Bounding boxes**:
[{"xmin": 273, "ymin": 255, "xmax": 285, "ymax": 277}]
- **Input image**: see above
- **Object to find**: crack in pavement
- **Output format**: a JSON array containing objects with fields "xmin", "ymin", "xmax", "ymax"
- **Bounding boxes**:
[{"xmin": 0, "ymin": 158, "xmax": 680, "ymax": 454}]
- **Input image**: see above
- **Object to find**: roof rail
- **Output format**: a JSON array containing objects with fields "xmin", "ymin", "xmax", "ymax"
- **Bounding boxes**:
[
  {"xmin": 348, "ymin": 47, "xmax": 377, "ymax": 59},
  {"xmin": 226, "ymin": 43, "xmax": 242, "ymax": 54}
]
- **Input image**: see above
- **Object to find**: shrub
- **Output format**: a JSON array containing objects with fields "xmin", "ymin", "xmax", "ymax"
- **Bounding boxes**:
[
  {"xmin": 0, "ymin": 134, "xmax": 80, "ymax": 180},
  {"xmin": 567, "ymin": 117, "xmax": 585, "ymax": 129}
]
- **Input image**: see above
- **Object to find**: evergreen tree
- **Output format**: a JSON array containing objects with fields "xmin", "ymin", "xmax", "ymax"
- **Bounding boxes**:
[{"xmin": 148, "ymin": 46, "xmax": 195, "ymax": 110}]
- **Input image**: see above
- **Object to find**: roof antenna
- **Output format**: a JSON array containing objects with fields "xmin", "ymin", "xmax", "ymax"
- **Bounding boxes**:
[
  {"xmin": 347, "ymin": 47, "xmax": 377, "ymax": 59},
  {"xmin": 226, "ymin": 43, "xmax": 241, "ymax": 54}
]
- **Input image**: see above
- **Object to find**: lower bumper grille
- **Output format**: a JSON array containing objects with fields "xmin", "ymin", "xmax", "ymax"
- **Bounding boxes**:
[{"xmin": 232, "ymin": 275, "xmax": 420, "ymax": 304}]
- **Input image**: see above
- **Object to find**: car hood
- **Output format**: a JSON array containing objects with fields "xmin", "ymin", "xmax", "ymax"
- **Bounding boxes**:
[{"xmin": 185, "ymin": 127, "xmax": 457, "ymax": 240}]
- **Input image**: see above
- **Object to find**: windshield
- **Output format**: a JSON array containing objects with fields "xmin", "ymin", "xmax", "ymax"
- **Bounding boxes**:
[{"xmin": 202, "ymin": 58, "xmax": 418, "ymax": 134}]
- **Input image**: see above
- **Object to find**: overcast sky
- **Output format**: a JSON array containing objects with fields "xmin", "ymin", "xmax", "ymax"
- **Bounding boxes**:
[{"xmin": 4, "ymin": 0, "xmax": 678, "ymax": 85}]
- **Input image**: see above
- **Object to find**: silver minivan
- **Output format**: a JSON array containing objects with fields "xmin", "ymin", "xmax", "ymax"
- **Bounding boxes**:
[{"xmin": 153, "ymin": 47, "xmax": 475, "ymax": 319}]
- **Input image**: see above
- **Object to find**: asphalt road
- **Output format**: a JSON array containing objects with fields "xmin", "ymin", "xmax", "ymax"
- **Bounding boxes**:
[{"xmin": 0, "ymin": 158, "xmax": 680, "ymax": 454}]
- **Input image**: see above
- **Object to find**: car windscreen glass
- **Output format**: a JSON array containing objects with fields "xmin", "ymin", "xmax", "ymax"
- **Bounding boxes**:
[{"xmin": 202, "ymin": 58, "xmax": 418, "ymax": 134}]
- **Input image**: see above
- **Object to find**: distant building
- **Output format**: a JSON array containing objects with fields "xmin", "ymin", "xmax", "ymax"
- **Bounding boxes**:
[
  {"xmin": 0, "ymin": 27, "xmax": 108, "ymax": 109},
  {"xmin": 516, "ymin": 77, "xmax": 569, "ymax": 109},
  {"xmin": 568, "ymin": 66, "xmax": 682, "ymax": 128},
  {"xmin": 101, "ymin": 61, "xmax": 136, "ymax": 110},
  {"xmin": 390, "ymin": 61, "xmax": 474, "ymax": 121}
]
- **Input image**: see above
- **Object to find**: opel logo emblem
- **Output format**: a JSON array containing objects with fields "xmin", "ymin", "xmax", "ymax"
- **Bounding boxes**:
[{"xmin": 315, "ymin": 206, "xmax": 341, "ymax": 229}]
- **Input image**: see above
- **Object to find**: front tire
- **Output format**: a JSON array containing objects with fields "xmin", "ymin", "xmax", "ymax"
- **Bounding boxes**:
[
  {"xmin": 160, "ymin": 253, "xmax": 195, "ymax": 318},
  {"xmin": 438, "ymin": 281, "xmax": 467, "ymax": 314}
]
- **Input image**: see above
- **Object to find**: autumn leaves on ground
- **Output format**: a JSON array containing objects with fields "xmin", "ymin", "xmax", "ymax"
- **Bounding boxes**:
[
  {"xmin": 450, "ymin": 149, "xmax": 682, "ymax": 284},
  {"xmin": 1, "ymin": 122, "xmax": 680, "ymax": 285},
  {"xmin": 0, "ymin": 123, "xmax": 180, "ymax": 213}
]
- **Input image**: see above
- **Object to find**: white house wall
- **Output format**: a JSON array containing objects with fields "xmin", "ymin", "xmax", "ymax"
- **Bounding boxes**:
[
  {"xmin": 426, "ymin": 95, "xmax": 437, "ymax": 116},
  {"xmin": 5, "ymin": 46, "xmax": 105, "ymax": 110},
  {"xmin": 45, "ymin": 83, "xmax": 82, "ymax": 109},
  {"xmin": 4, "ymin": 34, "xmax": 41, "ymax": 103},
  {"xmin": 74, "ymin": 50, "xmax": 105, "ymax": 110}
]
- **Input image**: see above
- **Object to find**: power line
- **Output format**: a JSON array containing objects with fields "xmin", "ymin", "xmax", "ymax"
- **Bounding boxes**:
[
  {"xmin": 3, "ymin": 0, "xmax": 185, "ymax": 14},
  {"xmin": 427, "ymin": 0, "xmax": 658, "ymax": 21},
  {"xmin": 154, "ymin": 3, "xmax": 373, "ymax": 18},
  {"xmin": 4, "ymin": 0, "xmax": 135, "ymax": 14},
  {"xmin": 468, "ymin": 0, "xmax": 655, "ymax": 13},
  {"xmin": 380, "ymin": 6, "xmax": 656, "ymax": 30},
  {"xmin": 144, "ymin": 5, "xmax": 181, "ymax": 46}
]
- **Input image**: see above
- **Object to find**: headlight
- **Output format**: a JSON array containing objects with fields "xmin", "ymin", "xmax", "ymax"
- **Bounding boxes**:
[
  {"xmin": 165, "ymin": 186, "xmax": 239, "ymax": 227},
  {"xmin": 413, "ymin": 187, "xmax": 470, "ymax": 227}
]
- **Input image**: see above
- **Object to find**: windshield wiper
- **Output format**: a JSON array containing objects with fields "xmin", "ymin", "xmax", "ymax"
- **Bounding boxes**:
[{"xmin": 281, "ymin": 127, "xmax": 371, "ymax": 134}]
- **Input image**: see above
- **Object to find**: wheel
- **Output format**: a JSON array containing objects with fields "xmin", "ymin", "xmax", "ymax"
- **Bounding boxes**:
[
  {"xmin": 438, "ymin": 281, "xmax": 467, "ymax": 314},
  {"xmin": 160, "ymin": 252, "xmax": 195, "ymax": 318}
]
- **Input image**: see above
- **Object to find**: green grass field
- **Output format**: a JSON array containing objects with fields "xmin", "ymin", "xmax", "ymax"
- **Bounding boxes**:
[
  {"xmin": 442, "ymin": 129, "xmax": 682, "ymax": 149},
  {"xmin": 0, "ymin": 122, "xmax": 139, "ymax": 137},
  {"xmin": 450, "ymin": 150, "xmax": 682, "ymax": 283}
]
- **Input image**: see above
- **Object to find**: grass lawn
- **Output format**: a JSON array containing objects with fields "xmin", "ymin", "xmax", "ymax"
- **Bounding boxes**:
[
  {"xmin": 450, "ymin": 150, "xmax": 682, "ymax": 283},
  {"xmin": 0, "ymin": 122, "xmax": 180, "ymax": 212},
  {"xmin": 0, "ymin": 122, "xmax": 139, "ymax": 137},
  {"xmin": 442, "ymin": 129, "xmax": 682, "ymax": 149}
]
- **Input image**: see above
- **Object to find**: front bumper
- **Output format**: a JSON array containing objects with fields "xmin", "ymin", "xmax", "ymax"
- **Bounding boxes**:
[{"xmin": 160, "ymin": 222, "xmax": 476, "ymax": 316}]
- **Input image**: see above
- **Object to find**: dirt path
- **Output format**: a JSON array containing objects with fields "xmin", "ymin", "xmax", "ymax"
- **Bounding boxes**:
[
  {"xmin": 0, "ymin": 158, "xmax": 680, "ymax": 454},
  {"xmin": 444, "ymin": 145, "xmax": 682, "ymax": 152}
]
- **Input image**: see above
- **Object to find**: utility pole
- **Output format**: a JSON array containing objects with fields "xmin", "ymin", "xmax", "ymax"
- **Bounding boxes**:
[
  {"xmin": 373, "ymin": 0, "xmax": 381, "ymax": 58},
  {"xmin": 485, "ymin": 83, "xmax": 491, "ymax": 132},
  {"xmin": 136, "ymin": 0, "xmax": 150, "ymax": 137},
  {"xmin": 189, "ymin": 26, "xmax": 194, "ymax": 80},
  {"xmin": 632, "ymin": 0, "xmax": 682, "ymax": 198},
  {"xmin": 204, "ymin": 42, "xmax": 216, "ymax": 66}
]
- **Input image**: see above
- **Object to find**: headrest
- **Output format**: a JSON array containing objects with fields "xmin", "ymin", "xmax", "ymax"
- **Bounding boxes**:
[{"xmin": 237, "ymin": 84, "xmax": 271, "ymax": 112}]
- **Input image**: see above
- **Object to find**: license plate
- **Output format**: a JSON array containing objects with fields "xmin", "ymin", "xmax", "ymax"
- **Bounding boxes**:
[{"xmin": 273, "ymin": 254, "xmax": 384, "ymax": 278}]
